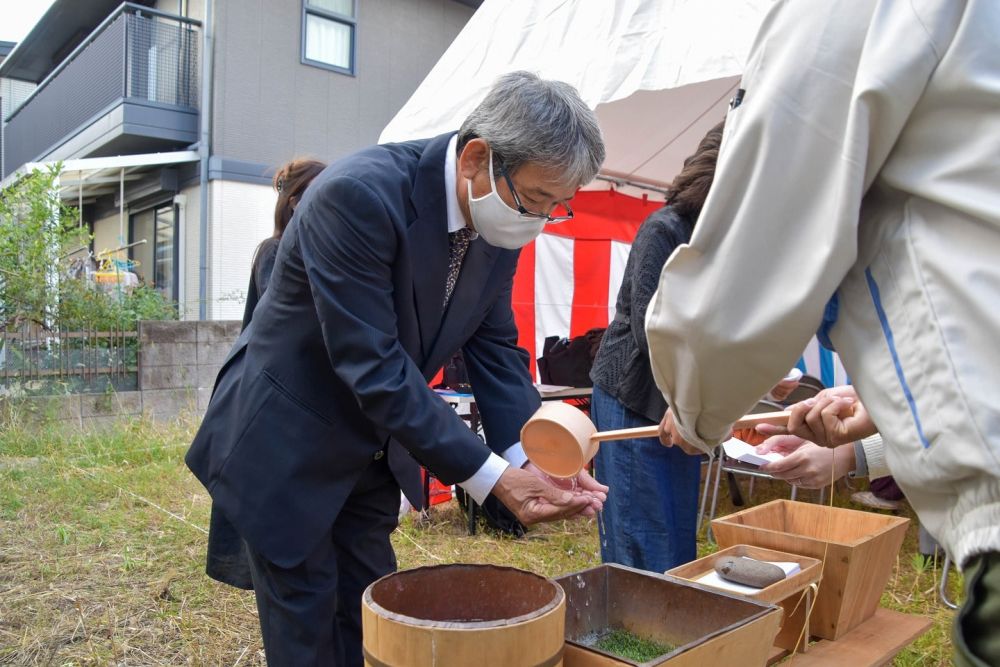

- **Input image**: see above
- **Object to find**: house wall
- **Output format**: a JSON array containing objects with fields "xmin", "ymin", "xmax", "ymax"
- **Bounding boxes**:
[
  {"xmin": 177, "ymin": 182, "xmax": 202, "ymax": 319},
  {"xmin": 211, "ymin": 0, "xmax": 473, "ymax": 171},
  {"xmin": 155, "ymin": 0, "xmax": 206, "ymax": 22},
  {"xmin": 209, "ymin": 179, "xmax": 276, "ymax": 320},
  {"xmin": 92, "ymin": 211, "xmax": 127, "ymax": 258}
]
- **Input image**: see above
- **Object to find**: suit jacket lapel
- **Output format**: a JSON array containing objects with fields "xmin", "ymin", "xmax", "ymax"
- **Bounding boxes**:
[
  {"xmin": 426, "ymin": 237, "xmax": 499, "ymax": 371},
  {"xmin": 408, "ymin": 133, "xmax": 453, "ymax": 361}
]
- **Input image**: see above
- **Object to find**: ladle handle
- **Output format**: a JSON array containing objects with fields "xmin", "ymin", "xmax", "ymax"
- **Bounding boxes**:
[{"xmin": 589, "ymin": 410, "xmax": 791, "ymax": 443}]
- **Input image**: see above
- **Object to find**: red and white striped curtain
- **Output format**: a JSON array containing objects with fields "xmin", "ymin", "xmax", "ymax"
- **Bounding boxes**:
[
  {"xmin": 512, "ymin": 190, "xmax": 659, "ymax": 379},
  {"xmin": 510, "ymin": 189, "xmax": 848, "ymax": 386}
]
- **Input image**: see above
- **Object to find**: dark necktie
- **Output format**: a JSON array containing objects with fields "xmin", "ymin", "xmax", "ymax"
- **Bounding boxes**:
[{"xmin": 444, "ymin": 227, "xmax": 473, "ymax": 308}]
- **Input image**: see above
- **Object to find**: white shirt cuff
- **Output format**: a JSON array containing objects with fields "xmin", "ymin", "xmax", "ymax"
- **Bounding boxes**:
[
  {"xmin": 502, "ymin": 442, "xmax": 528, "ymax": 470},
  {"xmin": 458, "ymin": 452, "xmax": 509, "ymax": 505}
]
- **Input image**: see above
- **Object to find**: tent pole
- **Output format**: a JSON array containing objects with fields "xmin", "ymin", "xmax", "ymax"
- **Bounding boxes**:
[
  {"xmin": 594, "ymin": 174, "xmax": 670, "ymax": 197},
  {"xmin": 119, "ymin": 168, "xmax": 125, "ymax": 246}
]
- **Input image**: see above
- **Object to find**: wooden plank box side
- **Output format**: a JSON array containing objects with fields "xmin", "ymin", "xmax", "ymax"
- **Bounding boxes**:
[
  {"xmin": 711, "ymin": 500, "xmax": 909, "ymax": 640},
  {"xmin": 557, "ymin": 564, "xmax": 782, "ymax": 666},
  {"xmin": 562, "ymin": 605, "xmax": 782, "ymax": 667},
  {"xmin": 665, "ymin": 545, "xmax": 822, "ymax": 606},
  {"xmin": 784, "ymin": 608, "xmax": 933, "ymax": 667}
]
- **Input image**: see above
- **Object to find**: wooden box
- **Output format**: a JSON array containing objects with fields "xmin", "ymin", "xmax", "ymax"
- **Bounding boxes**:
[
  {"xmin": 666, "ymin": 545, "xmax": 822, "ymax": 653},
  {"xmin": 711, "ymin": 500, "xmax": 908, "ymax": 640},
  {"xmin": 556, "ymin": 564, "xmax": 782, "ymax": 666}
]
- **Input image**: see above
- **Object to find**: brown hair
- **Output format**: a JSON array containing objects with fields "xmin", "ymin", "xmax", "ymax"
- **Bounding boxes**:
[
  {"xmin": 664, "ymin": 119, "xmax": 725, "ymax": 221},
  {"xmin": 272, "ymin": 158, "xmax": 326, "ymax": 238}
]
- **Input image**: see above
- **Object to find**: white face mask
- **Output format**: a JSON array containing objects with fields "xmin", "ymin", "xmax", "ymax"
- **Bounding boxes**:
[{"xmin": 467, "ymin": 152, "xmax": 546, "ymax": 249}]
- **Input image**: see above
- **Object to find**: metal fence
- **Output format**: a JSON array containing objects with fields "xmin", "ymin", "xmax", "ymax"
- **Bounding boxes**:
[
  {"xmin": 1, "ymin": 4, "xmax": 200, "ymax": 178},
  {"xmin": 0, "ymin": 324, "xmax": 138, "ymax": 394}
]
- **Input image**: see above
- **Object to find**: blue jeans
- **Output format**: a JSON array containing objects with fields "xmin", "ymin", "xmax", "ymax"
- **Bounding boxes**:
[{"xmin": 591, "ymin": 385, "xmax": 702, "ymax": 573}]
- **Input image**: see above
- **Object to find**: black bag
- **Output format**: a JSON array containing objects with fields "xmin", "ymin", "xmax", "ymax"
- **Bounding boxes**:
[
  {"xmin": 537, "ymin": 327, "xmax": 606, "ymax": 387},
  {"xmin": 437, "ymin": 351, "xmax": 471, "ymax": 393}
]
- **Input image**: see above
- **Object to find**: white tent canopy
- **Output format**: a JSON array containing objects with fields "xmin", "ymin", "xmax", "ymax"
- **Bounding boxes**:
[{"xmin": 380, "ymin": 0, "xmax": 773, "ymax": 189}]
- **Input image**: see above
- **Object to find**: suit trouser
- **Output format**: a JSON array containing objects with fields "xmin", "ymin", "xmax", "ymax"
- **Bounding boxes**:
[{"xmin": 247, "ymin": 456, "xmax": 400, "ymax": 666}]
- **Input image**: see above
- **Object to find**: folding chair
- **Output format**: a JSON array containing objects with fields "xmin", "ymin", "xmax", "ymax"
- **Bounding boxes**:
[
  {"xmin": 939, "ymin": 553, "xmax": 959, "ymax": 610},
  {"xmin": 695, "ymin": 450, "xmax": 717, "ymax": 533},
  {"xmin": 798, "ymin": 373, "xmax": 826, "ymax": 392},
  {"xmin": 779, "ymin": 380, "xmax": 823, "ymax": 406}
]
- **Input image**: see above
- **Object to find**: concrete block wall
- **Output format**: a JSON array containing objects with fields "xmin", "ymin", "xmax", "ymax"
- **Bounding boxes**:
[
  {"xmin": 1, "ymin": 320, "xmax": 242, "ymax": 429},
  {"xmin": 139, "ymin": 320, "xmax": 241, "ymax": 416},
  {"xmin": 5, "ymin": 390, "xmax": 144, "ymax": 431}
]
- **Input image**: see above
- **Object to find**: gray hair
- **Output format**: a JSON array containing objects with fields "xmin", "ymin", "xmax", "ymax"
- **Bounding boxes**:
[{"xmin": 457, "ymin": 71, "xmax": 605, "ymax": 187}]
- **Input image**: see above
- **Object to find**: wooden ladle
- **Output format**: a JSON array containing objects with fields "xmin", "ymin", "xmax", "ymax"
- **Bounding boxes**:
[{"xmin": 520, "ymin": 402, "xmax": 790, "ymax": 478}]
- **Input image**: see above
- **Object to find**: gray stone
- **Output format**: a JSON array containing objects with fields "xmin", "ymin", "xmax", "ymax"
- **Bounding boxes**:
[
  {"xmin": 197, "ymin": 364, "xmax": 221, "ymax": 389},
  {"xmin": 139, "ymin": 321, "xmax": 198, "ymax": 344},
  {"xmin": 80, "ymin": 391, "xmax": 142, "ymax": 417},
  {"xmin": 196, "ymin": 340, "xmax": 234, "ymax": 367},
  {"xmin": 140, "ymin": 342, "xmax": 198, "ymax": 368},
  {"xmin": 139, "ymin": 365, "xmax": 197, "ymax": 391},
  {"xmin": 141, "ymin": 388, "xmax": 198, "ymax": 420}
]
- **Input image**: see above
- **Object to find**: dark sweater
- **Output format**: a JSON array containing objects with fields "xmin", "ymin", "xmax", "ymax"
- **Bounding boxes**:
[
  {"xmin": 589, "ymin": 206, "xmax": 694, "ymax": 423},
  {"xmin": 240, "ymin": 237, "xmax": 279, "ymax": 330}
]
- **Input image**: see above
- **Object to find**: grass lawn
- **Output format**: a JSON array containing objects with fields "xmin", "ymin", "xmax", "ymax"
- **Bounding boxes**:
[{"xmin": 0, "ymin": 415, "xmax": 960, "ymax": 665}]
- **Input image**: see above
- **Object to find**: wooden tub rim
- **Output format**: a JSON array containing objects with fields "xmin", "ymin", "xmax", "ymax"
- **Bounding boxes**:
[{"xmin": 363, "ymin": 563, "xmax": 566, "ymax": 630}]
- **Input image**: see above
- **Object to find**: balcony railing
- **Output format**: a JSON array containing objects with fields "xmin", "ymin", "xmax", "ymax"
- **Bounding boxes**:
[{"xmin": 2, "ymin": 3, "xmax": 200, "ymax": 178}]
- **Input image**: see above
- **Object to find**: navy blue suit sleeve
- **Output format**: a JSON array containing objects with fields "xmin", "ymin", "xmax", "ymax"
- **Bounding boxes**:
[
  {"xmin": 295, "ymin": 175, "xmax": 493, "ymax": 484},
  {"xmin": 463, "ymin": 274, "xmax": 541, "ymax": 455}
]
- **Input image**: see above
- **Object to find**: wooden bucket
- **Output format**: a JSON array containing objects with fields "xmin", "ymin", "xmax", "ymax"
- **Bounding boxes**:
[
  {"xmin": 711, "ymin": 499, "xmax": 909, "ymax": 640},
  {"xmin": 362, "ymin": 564, "xmax": 566, "ymax": 667}
]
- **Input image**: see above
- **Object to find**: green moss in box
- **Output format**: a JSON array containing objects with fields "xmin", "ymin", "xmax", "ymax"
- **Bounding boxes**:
[{"xmin": 593, "ymin": 628, "xmax": 675, "ymax": 662}]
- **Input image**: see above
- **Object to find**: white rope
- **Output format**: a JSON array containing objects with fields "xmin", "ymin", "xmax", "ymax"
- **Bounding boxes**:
[{"xmin": 69, "ymin": 464, "xmax": 208, "ymax": 535}]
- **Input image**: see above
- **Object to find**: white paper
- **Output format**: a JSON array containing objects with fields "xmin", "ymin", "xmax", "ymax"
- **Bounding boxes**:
[
  {"xmin": 722, "ymin": 437, "xmax": 784, "ymax": 467},
  {"xmin": 694, "ymin": 557, "xmax": 801, "ymax": 595},
  {"xmin": 534, "ymin": 383, "xmax": 573, "ymax": 393}
]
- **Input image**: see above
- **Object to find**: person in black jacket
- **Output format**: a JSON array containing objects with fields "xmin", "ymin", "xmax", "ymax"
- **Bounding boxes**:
[
  {"xmin": 242, "ymin": 159, "xmax": 327, "ymax": 328},
  {"xmin": 589, "ymin": 120, "xmax": 724, "ymax": 573},
  {"xmin": 205, "ymin": 158, "xmax": 325, "ymax": 590}
]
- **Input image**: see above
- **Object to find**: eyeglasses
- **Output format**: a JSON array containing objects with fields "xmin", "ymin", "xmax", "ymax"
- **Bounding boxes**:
[{"xmin": 496, "ymin": 158, "xmax": 574, "ymax": 224}]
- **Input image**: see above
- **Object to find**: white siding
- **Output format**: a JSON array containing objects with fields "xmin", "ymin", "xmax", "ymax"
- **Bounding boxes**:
[
  {"xmin": 209, "ymin": 179, "xmax": 275, "ymax": 320},
  {"xmin": 177, "ymin": 184, "xmax": 201, "ymax": 319},
  {"xmin": 92, "ymin": 211, "xmax": 127, "ymax": 260}
]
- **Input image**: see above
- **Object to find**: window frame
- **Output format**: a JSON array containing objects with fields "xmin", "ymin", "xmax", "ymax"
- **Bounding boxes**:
[
  {"xmin": 300, "ymin": 0, "xmax": 358, "ymax": 76},
  {"xmin": 128, "ymin": 200, "xmax": 179, "ymax": 303}
]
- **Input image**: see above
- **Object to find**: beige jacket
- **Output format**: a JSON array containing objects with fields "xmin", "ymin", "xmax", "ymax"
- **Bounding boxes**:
[{"xmin": 645, "ymin": 0, "xmax": 1000, "ymax": 567}]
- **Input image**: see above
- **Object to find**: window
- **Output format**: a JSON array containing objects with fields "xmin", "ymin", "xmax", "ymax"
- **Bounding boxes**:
[
  {"xmin": 130, "ymin": 203, "xmax": 178, "ymax": 303},
  {"xmin": 302, "ymin": 0, "xmax": 356, "ymax": 75}
]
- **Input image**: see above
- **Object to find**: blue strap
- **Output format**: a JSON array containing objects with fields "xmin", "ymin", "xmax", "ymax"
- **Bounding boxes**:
[
  {"xmin": 817, "ymin": 292, "xmax": 839, "ymax": 351},
  {"xmin": 865, "ymin": 268, "xmax": 931, "ymax": 449}
]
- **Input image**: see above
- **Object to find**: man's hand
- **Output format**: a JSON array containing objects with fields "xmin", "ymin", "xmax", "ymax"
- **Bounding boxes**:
[
  {"xmin": 491, "ymin": 465, "xmax": 604, "ymax": 525},
  {"xmin": 760, "ymin": 442, "xmax": 855, "ymax": 489},
  {"xmin": 755, "ymin": 385, "xmax": 877, "ymax": 446},
  {"xmin": 522, "ymin": 462, "xmax": 608, "ymax": 518},
  {"xmin": 658, "ymin": 410, "xmax": 703, "ymax": 456}
]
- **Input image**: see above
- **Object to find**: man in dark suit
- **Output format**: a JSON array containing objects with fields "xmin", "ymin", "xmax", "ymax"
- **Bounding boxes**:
[{"xmin": 186, "ymin": 71, "xmax": 608, "ymax": 665}]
